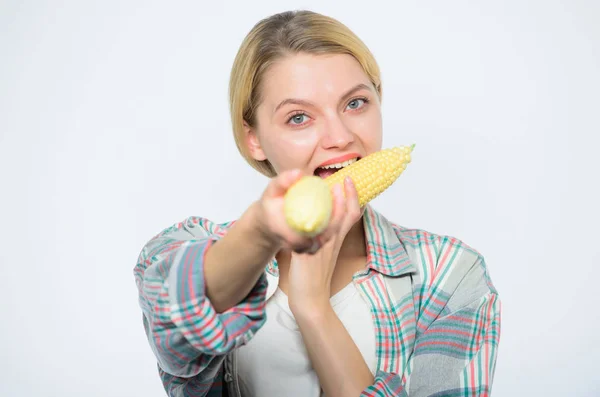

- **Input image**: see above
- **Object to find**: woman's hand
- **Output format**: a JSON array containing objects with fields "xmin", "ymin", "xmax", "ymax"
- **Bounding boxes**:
[
  {"xmin": 280, "ymin": 177, "xmax": 374, "ymax": 397},
  {"xmin": 254, "ymin": 169, "xmax": 356, "ymax": 255},
  {"xmin": 285, "ymin": 176, "xmax": 362, "ymax": 315}
]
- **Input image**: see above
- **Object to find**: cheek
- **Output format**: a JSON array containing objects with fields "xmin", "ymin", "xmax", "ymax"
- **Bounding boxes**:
[
  {"xmin": 282, "ymin": 129, "xmax": 321, "ymax": 148},
  {"xmin": 264, "ymin": 129, "xmax": 321, "ymax": 171},
  {"xmin": 353, "ymin": 110, "xmax": 383, "ymax": 148}
]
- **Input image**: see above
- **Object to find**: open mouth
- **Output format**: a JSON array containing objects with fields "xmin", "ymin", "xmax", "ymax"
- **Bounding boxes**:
[{"xmin": 314, "ymin": 157, "xmax": 360, "ymax": 179}]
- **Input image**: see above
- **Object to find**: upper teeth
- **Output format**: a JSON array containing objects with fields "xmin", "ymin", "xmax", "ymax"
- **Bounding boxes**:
[{"xmin": 321, "ymin": 158, "xmax": 358, "ymax": 169}]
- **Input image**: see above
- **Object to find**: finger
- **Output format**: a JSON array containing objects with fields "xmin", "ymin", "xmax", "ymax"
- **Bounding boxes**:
[
  {"xmin": 342, "ymin": 176, "xmax": 361, "ymax": 229},
  {"xmin": 264, "ymin": 169, "xmax": 304, "ymax": 198},
  {"xmin": 331, "ymin": 182, "xmax": 347, "ymax": 230},
  {"xmin": 316, "ymin": 183, "xmax": 345, "ymax": 242}
]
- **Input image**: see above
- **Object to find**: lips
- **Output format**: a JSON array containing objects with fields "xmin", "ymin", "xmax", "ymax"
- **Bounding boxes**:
[
  {"xmin": 313, "ymin": 153, "xmax": 362, "ymax": 179},
  {"xmin": 317, "ymin": 152, "xmax": 362, "ymax": 168}
]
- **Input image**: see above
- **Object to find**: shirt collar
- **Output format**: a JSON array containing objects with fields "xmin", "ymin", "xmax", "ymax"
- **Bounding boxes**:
[
  {"xmin": 265, "ymin": 205, "xmax": 416, "ymax": 278},
  {"xmin": 362, "ymin": 205, "xmax": 416, "ymax": 277}
]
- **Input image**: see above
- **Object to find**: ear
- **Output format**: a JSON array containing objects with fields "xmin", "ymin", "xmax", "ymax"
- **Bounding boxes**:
[{"xmin": 244, "ymin": 121, "xmax": 267, "ymax": 161}]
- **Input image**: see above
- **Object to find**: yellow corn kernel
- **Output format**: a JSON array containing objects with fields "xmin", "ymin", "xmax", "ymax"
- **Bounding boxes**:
[
  {"xmin": 283, "ymin": 175, "xmax": 333, "ymax": 237},
  {"xmin": 283, "ymin": 144, "xmax": 415, "ymax": 236},
  {"xmin": 324, "ymin": 144, "xmax": 415, "ymax": 207}
]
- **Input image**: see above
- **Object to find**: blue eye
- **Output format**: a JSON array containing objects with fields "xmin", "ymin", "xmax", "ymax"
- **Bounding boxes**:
[
  {"xmin": 289, "ymin": 114, "xmax": 308, "ymax": 125},
  {"xmin": 347, "ymin": 98, "xmax": 368, "ymax": 110}
]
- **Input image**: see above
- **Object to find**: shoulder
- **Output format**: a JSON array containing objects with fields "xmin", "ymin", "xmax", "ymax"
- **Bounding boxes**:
[{"xmin": 390, "ymin": 222, "xmax": 498, "ymax": 295}]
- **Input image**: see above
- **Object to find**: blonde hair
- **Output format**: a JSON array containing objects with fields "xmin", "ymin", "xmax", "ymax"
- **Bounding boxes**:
[{"xmin": 229, "ymin": 10, "xmax": 382, "ymax": 177}]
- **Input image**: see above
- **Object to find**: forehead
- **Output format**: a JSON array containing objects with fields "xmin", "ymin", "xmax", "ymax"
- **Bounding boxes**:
[{"xmin": 260, "ymin": 53, "xmax": 372, "ymax": 105}]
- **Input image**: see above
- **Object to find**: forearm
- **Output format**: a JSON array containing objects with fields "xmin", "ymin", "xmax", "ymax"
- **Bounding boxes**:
[
  {"xmin": 295, "ymin": 305, "xmax": 374, "ymax": 397},
  {"xmin": 204, "ymin": 201, "xmax": 279, "ymax": 313}
]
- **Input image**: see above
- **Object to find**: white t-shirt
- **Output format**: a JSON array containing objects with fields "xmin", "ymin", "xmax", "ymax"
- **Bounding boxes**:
[{"xmin": 236, "ymin": 281, "xmax": 377, "ymax": 397}]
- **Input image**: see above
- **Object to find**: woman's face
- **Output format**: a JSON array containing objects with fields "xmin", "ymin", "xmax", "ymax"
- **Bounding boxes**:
[{"xmin": 246, "ymin": 52, "xmax": 383, "ymax": 178}]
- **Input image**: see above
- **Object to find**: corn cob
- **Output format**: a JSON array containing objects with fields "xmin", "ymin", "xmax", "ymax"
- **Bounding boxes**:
[
  {"xmin": 284, "ymin": 144, "xmax": 415, "ymax": 237},
  {"xmin": 284, "ymin": 175, "xmax": 333, "ymax": 237}
]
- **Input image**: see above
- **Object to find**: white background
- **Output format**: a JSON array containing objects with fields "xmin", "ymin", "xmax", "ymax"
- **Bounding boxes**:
[{"xmin": 1, "ymin": 0, "xmax": 599, "ymax": 396}]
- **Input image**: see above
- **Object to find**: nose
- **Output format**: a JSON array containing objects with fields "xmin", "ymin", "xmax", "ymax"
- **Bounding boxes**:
[{"xmin": 320, "ymin": 116, "xmax": 355, "ymax": 149}]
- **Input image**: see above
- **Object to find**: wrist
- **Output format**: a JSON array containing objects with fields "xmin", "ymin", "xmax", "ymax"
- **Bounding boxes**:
[{"xmin": 290, "ymin": 299, "xmax": 334, "ymax": 324}]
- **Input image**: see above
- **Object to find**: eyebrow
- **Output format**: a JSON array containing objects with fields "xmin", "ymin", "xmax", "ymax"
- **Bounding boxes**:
[{"xmin": 273, "ymin": 83, "xmax": 373, "ymax": 114}]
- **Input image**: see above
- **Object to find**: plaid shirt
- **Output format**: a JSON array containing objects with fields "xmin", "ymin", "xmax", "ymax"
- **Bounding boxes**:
[{"xmin": 134, "ymin": 205, "xmax": 501, "ymax": 396}]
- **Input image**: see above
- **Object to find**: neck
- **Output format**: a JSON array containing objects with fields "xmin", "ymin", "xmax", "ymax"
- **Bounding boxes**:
[{"xmin": 338, "ymin": 215, "xmax": 367, "ymax": 258}]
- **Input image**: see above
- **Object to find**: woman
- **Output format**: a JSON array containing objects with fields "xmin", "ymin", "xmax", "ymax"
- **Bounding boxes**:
[{"xmin": 134, "ymin": 10, "xmax": 501, "ymax": 397}]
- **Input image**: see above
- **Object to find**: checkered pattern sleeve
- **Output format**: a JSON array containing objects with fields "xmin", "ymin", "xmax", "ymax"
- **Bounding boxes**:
[{"xmin": 133, "ymin": 217, "xmax": 268, "ymax": 396}]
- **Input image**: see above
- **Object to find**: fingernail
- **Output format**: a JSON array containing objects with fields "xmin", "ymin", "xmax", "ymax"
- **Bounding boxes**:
[
  {"xmin": 307, "ymin": 239, "xmax": 320, "ymax": 254},
  {"xmin": 295, "ymin": 244, "xmax": 310, "ymax": 254}
]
